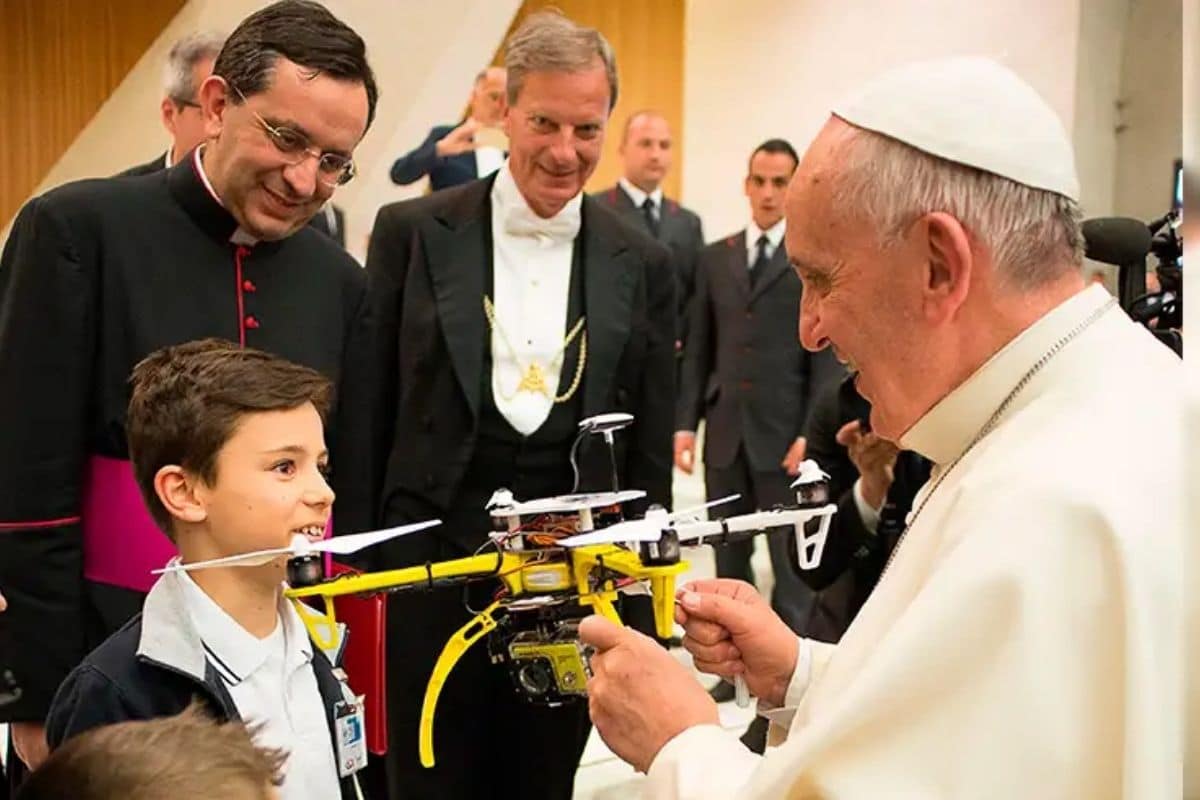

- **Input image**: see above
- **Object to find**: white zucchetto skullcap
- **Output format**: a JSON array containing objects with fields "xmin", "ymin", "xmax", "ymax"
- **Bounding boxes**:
[{"xmin": 832, "ymin": 57, "xmax": 1079, "ymax": 201}]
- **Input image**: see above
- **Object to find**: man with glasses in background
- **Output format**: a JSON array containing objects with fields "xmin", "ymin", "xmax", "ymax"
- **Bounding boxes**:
[
  {"xmin": 0, "ymin": 1, "xmax": 379, "ymax": 787},
  {"xmin": 120, "ymin": 31, "xmax": 225, "ymax": 177}
]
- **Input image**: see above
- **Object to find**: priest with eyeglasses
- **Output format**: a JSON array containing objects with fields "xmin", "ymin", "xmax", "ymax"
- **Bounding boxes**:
[{"xmin": 0, "ymin": 2, "xmax": 380, "ymax": 784}]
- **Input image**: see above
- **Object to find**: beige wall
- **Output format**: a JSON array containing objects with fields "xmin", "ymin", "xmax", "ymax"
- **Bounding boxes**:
[
  {"xmin": 1072, "ymin": 0, "xmax": 1180, "ymax": 288},
  {"xmin": 682, "ymin": 0, "xmax": 1083, "ymax": 241},
  {"xmin": 1073, "ymin": 0, "xmax": 1130, "ymax": 219},
  {"xmin": 13, "ymin": 0, "xmax": 523, "ymax": 260},
  {"xmin": 681, "ymin": 0, "xmax": 1181, "ymax": 249},
  {"xmin": 1112, "ymin": 0, "xmax": 1182, "ymax": 223}
]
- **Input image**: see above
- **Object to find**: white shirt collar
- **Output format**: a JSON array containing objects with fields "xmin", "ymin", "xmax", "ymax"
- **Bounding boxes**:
[
  {"xmin": 192, "ymin": 145, "xmax": 259, "ymax": 245},
  {"xmin": 177, "ymin": 570, "xmax": 312, "ymax": 685},
  {"xmin": 899, "ymin": 284, "xmax": 1115, "ymax": 464},
  {"xmin": 491, "ymin": 161, "xmax": 582, "ymax": 243},
  {"xmin": 618, "ymin": 177, "xmax": 663, "ymax": 211},
  {"xmin": 747, "ymin": 217, "xmax": 786, "ymax": 251}
]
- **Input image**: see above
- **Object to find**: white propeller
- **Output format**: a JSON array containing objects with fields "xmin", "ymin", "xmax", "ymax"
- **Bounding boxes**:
[
  {"xmin": 790, "ymin": 459, "xmax": 831, "ymax": 487},
  {"xmin": 559, "ymin": 495, "xmax": 739, "ymax": 548},
  {"xmin": 154, "ymin": 519, "xmax": 442, "ymax": 574}
]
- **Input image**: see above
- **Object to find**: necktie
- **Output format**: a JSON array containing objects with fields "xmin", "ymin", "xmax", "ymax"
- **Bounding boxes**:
[
  {"xmin": 750, "ymin": 234, "xmax": 771, "ymax": 286},
  {"xmin": 641, "ymin": 197, "xmax": 660, "ymax": 238}
]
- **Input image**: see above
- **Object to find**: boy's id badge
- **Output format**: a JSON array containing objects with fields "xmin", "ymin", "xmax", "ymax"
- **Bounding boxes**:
[{"xmin": 334, "ymin": 696, "xmax": 368, "ymax": 777}]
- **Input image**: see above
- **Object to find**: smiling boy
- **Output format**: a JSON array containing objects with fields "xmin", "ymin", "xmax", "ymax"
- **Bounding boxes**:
[{"xmin": 44, "ymin": 340, "xmax": 367, "ymax": 800}]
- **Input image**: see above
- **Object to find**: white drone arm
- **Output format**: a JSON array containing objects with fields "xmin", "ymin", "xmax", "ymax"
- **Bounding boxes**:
[{"xmin": 674, "ymin": 504, "xmax": 836, "ymax": 570}]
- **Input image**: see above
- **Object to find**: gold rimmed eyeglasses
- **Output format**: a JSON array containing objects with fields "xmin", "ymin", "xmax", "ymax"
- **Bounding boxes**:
[{"xmin": 229, "ymin": 82, "xmax": 356, "ymax": 187}]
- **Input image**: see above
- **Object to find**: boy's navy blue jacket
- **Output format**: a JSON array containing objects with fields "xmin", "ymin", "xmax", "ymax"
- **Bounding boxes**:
[{"xmin": 45, "ymin": 571, "xmax": 365, "ymax": 800}]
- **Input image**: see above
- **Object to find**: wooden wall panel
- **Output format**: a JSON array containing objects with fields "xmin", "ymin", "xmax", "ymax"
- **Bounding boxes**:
[
  {"xmin": 497, "ymin": 0, "xmax": 686, "ymax": 198},
  {"xmin": 0, "ymin": 0, "xmax": 185, "ymax": 224}
]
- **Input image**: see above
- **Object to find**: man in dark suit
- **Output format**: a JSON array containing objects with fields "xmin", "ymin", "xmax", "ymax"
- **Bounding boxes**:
[
  {"xmin": 366, "ymin": 12, "xmax": 673, "ymax": 800},
  {"xmin": 307, "ymin": 202, "xmax": 346, "ymax": 246},
  {"xmin": 593, "ymin": 111, "xmax": 704, "ymax": 352},
  {"xmin": 120, "ymin": 31, "xmax": 224, "ymax": 177},
  {"xmin": 798, "ymin": 374, "xmax": 930, "ymax": 645},
  {"xmin": 389, "ymin": 66, "xmax": 508, "ymax": 191},
  {"xmin": 676, "ymin": 139, "xmax": 842, "ymax": 651}
]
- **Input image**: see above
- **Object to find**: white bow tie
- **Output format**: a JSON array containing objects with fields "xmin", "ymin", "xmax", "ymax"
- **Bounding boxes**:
[{"xmin": 502, "ymin": 202, "xmax": 581, "ymax": 243}]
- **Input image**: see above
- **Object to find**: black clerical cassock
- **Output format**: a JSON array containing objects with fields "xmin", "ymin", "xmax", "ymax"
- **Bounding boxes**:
[{"xmin": 0, "ymin": 151, "xmax": 377, "ymax": 725}]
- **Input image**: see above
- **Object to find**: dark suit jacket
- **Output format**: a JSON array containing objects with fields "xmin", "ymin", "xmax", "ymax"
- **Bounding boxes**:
[
  {"xmin": 308, "ymin": 204, "xmax": 346, "ymax": 247},
  {"xmin": 678, "ymin": 230, "xmax": 841, "ymax": 472},
  {"xmin": 117, "ymin": 152, "xmax": 168, "ymax": 177},
  {"xmin": 593, "ymin": 184, "xmax": 704, "ymax": 342},
  {"xmin": 389, "ymin": 125, "xmax": 481, "ymax": 191},
  {"xmin": 366, "ymin": 176, "xmax": 676, "ymax": 558},
  {"xmin": 799, "ymin": 376, "xmax": 930, "ymax": 643}
]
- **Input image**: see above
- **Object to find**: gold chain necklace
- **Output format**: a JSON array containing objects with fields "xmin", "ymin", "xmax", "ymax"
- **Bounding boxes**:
[{"xmin": 483, "ymin": 295, "xmax": 587, "ymax": 403}]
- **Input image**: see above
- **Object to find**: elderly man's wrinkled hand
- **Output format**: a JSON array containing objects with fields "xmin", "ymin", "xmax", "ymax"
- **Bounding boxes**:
[
  {"xmin": 579, "ymin": 615, "xmax": 719, "ymax": 773},
  {"xmin": 674, "ymin": 578, "xmax": 798, "ymax": 708}
]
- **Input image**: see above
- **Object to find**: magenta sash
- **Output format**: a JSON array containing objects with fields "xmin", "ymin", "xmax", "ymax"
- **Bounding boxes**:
[{"xmin": 81, "ymin": 455, "xmax": 177, "ymax": 593}]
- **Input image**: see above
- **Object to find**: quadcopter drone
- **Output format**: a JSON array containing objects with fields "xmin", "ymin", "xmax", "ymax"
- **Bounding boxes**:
[{"xmin": 157, "ymin": 413, "xmax": 836, "ymax": 767}]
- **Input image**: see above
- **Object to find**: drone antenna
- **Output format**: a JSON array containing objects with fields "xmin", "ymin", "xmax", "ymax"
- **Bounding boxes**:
[
  {"xmin": 603, "ymin": 428, "xmax": 620, "ymax": 494},
  {"xmin": 568, "ymin": 430, "xmax": 586, "ymax": 493},
  {"xmin": 573, "ymin": 413, "xmax": 635, "ymax": 494}
]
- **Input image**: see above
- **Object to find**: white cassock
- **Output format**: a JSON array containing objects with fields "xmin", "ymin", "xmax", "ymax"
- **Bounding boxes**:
[{"xmin": 646, "ymin": 285, "xmax": 1182, "ymax": 799}]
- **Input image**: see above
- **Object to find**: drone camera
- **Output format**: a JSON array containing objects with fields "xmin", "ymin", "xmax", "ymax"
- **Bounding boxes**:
[
  {"xmin": 491, "ymin": 614, "xmax": 591, "ymax": 706},
  {"xmin": 503, "ymin": 634, "xmax": 591, "ymax": 705}
]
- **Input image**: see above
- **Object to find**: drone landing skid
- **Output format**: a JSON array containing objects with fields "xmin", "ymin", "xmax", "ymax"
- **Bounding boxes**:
[{"xmin": 418, "ymin": 600, "xmax": 502, "ymax": 768}]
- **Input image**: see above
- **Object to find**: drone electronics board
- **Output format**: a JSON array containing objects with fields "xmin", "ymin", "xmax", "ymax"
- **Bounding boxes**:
[{"xmin": 487, "ymin": 490, "xmax": 649, "ymax": 548}]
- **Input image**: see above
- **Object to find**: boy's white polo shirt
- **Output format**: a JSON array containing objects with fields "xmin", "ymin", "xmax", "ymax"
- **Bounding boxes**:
[{"xmin": 179, "ymin": 572, "xmax": 342, "ymax": 800}]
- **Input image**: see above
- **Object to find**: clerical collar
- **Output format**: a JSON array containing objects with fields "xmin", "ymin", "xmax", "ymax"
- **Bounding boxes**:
[
  {"xmin": 191, "ymin": 146, "xmax": 258, "ymax": 245},
  {"xmin": 164, "ymin": 145, "xmax": 259, "ymax": 246},
  {"xmin": 618, "ymin": 176, "xmax": 663, "ymax": 211},
  {"xmin": 899, "ymin": 284, "xmax": 1113, "ymax": 464},
  {"xmin": 491, "ymin": 161, "xmax": 582, "ymax": 243}
]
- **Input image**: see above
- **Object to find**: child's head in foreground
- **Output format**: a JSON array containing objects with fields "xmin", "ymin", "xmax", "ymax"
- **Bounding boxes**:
[
  {"xmin": 127, "ymin": 339, "xmax": 335, "ymax": 578},
  {"xmin": 16, "ymin": 702, "xmax": 286, "ymax": 800}
]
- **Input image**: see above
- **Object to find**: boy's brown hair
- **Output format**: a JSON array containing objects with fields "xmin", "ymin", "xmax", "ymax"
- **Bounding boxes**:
[
  {"xmin": 16, "ymin": 702, "xmax": 287, "ymax": 800},
  {"xmin": 127, "ymin": 338, "xmax": 332, "ymax": 539}
]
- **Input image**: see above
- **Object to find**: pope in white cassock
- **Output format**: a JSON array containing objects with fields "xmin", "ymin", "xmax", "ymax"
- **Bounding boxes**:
[{"xmin": 578, "ymin": 57, "xmax": 1183, "ymax": 799}]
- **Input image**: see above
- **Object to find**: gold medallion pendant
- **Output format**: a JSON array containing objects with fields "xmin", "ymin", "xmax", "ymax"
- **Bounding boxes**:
[
  {"xmin": 516, "ymin": 362, "xmax": 550, "ymax": 397},
  {"xmin": 484, "ymin": 295, "xmax": 587, "ymax": 403}
]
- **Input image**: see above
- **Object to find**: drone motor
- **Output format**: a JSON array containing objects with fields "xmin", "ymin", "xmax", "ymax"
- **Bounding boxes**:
[
  {"xmin": 638, "ymin": 528, "xmax": 681, "ymax": 566},
  {"xmin": 287, "ymin": 553, "xmax": 325, "ymax": 588}
]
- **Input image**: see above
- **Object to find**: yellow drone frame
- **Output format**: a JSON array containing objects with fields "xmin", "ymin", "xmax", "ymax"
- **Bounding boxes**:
[{"xmin": 285, "ymin": 544, "xmax": 688, "ymax": 767}]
